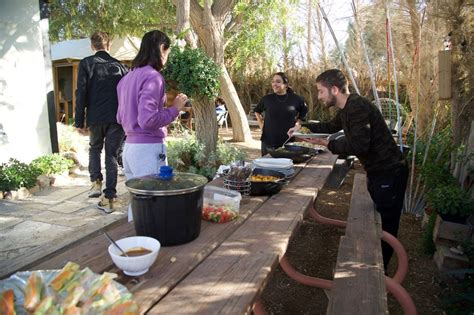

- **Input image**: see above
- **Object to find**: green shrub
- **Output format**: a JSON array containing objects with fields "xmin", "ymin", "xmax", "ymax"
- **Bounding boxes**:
[
  {"xmin": 426, "ymin": 183, "xmax": 474, "ymax": 217},
  {"xmin": 167, "ymin": 135, "xmax": 246, "ymax": 179},
  {"xmin": 0, "ymin": 158, "xmax": 42, "ymax": 191},
  {"xmin": 31, "ymin": 153, "xmax": 74, "ymax": 175},
  {"xmin": 421, "ymin": 161, "xmax": 455, "ymax": 189},
  {"xmin": 163, "ymin": 47, "xmax": 221, "ymax": 100}
]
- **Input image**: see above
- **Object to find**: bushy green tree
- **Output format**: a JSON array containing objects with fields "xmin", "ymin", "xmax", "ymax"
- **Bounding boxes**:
[
  {"xmin": 49, "ymin": 0, "xmax": 175, "ymax": 41},
  {"xmin": 163, "ymin": 46, "xmax": 221, "ymax": 155}
]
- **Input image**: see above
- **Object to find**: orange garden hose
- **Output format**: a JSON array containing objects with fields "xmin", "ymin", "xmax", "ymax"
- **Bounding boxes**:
[
  {"xmin": 252, "ymin": 299, "xmax": 267, "ymax": 315},
  {"xmin": 308, "ymin": 205, "xmax": 408, "ymax": 284},
  {"xmin": 279, "ymin": 254, "xmax": 417, "ymax": 315},
  {"xmin": 253, "ymin": 205, "xmax": 415, "ymax": 314}
]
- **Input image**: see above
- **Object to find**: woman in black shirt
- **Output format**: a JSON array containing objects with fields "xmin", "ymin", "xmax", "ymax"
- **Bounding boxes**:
[{"xmin": 254, "ymin": 72, "xmax": 308, "ymax": 156}]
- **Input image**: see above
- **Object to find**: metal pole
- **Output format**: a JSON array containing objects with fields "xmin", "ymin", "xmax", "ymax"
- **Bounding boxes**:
[{"xmin": 318, "ymin": 3, "xmax": 360, "ymax": 95}]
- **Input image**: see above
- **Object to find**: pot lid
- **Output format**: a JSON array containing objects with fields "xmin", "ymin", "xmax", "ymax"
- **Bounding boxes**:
[{"xmin": 125, "ymin": 166, "xmax": 208, "ymax": 196}]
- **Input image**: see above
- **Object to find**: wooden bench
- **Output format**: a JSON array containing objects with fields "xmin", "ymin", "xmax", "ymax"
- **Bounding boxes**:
[{"xmin": 327, "ymin": 173, "xmax": 388, "ymax": 314}]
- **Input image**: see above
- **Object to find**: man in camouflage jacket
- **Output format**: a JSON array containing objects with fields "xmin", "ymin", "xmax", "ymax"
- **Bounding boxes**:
[{"xmin": 288, "ymin": 69, "xmax": 408, "ymax": 271}]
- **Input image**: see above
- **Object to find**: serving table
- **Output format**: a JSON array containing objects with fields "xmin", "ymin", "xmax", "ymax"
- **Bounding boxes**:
[{"xmin": 17, "ymin": 152, "xmax": 337, "ymax": 314}]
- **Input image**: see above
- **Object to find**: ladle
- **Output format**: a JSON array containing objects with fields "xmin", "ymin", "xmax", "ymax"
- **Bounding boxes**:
[
  {"xmin": 280, "ymin": 136, "xmax": 292, "ymax": 148},
  {"xmin": 104, "ymin": 232, "xmax": 128, "ymax": 257}
]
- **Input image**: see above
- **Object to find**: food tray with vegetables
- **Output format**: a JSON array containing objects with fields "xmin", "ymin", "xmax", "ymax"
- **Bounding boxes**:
[
  {"xmin": 0, "ymin": 261, "xmax": 137, "ymax": 315},
  {"xmin": 202, "ymin": 186, "xmax": 241, "ymax": 223}
]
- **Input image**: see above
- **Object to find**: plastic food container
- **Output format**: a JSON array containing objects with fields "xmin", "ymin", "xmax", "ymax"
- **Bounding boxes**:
[{"xmin": 202, "ymin": 186, "xmax": 242, "ymax": 223}]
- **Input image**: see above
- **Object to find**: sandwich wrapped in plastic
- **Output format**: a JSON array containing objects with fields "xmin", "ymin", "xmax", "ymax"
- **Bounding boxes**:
[{"xmin": 0, "ymin": 262, "xmax": 138, "ymax": 315}]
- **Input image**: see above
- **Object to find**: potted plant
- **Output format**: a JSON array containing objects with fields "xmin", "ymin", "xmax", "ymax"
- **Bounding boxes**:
[{"xmin": 426, "ymin": 182, "xmax": 474, "ymax": 224}]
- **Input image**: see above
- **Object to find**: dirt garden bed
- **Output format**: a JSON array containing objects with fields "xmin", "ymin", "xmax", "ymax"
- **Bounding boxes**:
[{"xmin": 260, "ymin": 162, "xmax": 449, "ymax": 314}]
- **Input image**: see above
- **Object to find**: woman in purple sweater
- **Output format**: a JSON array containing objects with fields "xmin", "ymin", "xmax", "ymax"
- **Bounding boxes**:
[{"xmin": 117, "ymin": 30, "xmax": 188, "ymax": 182}]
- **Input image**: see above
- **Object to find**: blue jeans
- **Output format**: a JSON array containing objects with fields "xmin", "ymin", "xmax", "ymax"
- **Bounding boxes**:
[{"xmin": 88, "ymin": 123, "xmax": 125, "ymax": 199}]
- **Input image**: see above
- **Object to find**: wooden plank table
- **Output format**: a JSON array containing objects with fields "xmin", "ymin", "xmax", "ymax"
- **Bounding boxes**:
[{"xmin": 23, "ymin": 152, "xmax": 337, "ymax": 314}]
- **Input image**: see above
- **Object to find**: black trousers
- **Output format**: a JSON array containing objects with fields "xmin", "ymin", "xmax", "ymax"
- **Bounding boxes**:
[
  {"xmin": 88, "ymin": 123, "xmax": 125, "ymax": 198},
  {"xmin": 367, "ymin": 163, "xmax": 409, "ymax": 270}
]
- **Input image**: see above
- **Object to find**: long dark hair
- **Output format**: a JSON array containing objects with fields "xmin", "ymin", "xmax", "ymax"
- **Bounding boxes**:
[
  {"xmin": 273, "ymin": 72, "xmax": 294, "ymax": 93},
  {"xmin": 132, "ymin": 30, "xmax": 171, "ymax": 71}
]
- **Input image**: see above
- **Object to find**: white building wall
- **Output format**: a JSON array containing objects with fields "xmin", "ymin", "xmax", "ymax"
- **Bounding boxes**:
[{"xmin": 0, "ymin": 0, "xmax": 53, "ymax": 163}]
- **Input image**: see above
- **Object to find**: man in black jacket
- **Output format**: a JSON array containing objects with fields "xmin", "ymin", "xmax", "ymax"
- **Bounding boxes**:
[
  {"xmin": 288, "ymin": 69, "xmax": 408, "ymax": 270},
  {"xmin": 75, "ymin": 31, "xmax": 128, "ymax": 213}
]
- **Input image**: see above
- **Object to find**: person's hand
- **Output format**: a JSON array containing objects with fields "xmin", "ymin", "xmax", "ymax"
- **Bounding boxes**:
[
  {"xmin": 172, "ymin": 93, "xmax": 188, "ymax": 111},
  {"xmin": 295, "ymin": 136, "xmax": 329, "ymax": 147},
  {"xmin": 287, "ymin": 123, "xmax": 301, "ymax": 137}
]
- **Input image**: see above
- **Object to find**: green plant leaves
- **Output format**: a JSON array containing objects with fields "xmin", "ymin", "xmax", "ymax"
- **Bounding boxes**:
[
  {"xmin": 0, "ymin": 159, "xmax": 42, "ymax": 191},
  {"xmin": 31, "ymin": 154, "xmax": 74, "ymax": 176},
  {"xmin": 0, "ymin": 154, "xmax": 74, "ymax": 191},
  {"xmin": 167, "ymin": 135, "xmax": 246, "ymax": 180},
  {"xmin": 162, "ymin": 47, "xmax": 221, "ymax": 100}
]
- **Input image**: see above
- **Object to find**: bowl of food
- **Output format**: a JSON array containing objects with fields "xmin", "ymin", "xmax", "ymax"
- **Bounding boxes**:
[
  {"xmin": 108, "ymin": 236, "xmax": 161, "ymax": 276},
  {"xmin": 249, "ymin": 168, "xmax": 287, "ymax": 196}
]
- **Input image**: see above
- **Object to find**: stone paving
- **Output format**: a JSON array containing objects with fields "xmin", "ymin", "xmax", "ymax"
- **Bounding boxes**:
[
  {"xmin": 0, "ymin": 128, "xmax": 262, "ymax": 278},
  {"xmin": 0, "ymin": 169, "xmax": 129, "ymax": 277}
]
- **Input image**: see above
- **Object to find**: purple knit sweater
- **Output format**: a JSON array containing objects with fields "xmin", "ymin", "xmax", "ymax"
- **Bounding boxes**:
[{"xmin": 117, "ymin": 65, "xmax": 179, "ymax": 143}]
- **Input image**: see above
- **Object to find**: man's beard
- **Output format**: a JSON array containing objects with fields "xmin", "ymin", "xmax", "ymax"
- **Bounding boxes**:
[{"xmin": 324, "ymin": 93, "xmax": 337, "ymax": 108}]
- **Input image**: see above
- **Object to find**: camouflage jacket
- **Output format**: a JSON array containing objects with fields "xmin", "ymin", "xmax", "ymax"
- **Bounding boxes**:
[{"xmin": 303, "ymin": 94, "xmax": 405, "ymax": 175}]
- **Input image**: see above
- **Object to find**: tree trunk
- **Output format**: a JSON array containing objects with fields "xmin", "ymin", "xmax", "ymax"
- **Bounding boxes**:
[
  {"xmin": 219, "ymin": 67, "xmax": 252, "ymax": 141},
  {"xmin": 193, "ymin": 97, "xmax": 218, "ymax": 154},
  {"xmin": 187, "ymin": 0, "xmax": 252, "ymax": 142},
  {"xmin": 175, "ymin": 0, "xmax": 197, "ymax": 48}
]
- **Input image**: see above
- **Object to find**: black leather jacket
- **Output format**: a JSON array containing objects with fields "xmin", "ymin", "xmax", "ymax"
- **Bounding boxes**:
[{"xmin": 75, "ymin": 51, "xmax": 128, "ymax": 128}]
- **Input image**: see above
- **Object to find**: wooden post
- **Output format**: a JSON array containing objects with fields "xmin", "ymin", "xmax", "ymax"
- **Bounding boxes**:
[{"xmin": 438, "ymin": 50, "xmax": 451, "ymax": 100}]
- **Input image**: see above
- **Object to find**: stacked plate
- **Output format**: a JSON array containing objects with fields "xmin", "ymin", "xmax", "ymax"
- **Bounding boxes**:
[{"xmin": 252, "ymin": 158, "xmax": 295, "ymax": 177}]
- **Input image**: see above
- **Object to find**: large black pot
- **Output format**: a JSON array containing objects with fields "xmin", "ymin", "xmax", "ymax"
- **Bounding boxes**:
[
  {"xmin": 250, "ymin": 168, "xmax": 287, "ymax": 196},
  {"xmin": 125, "ymin": 167, "xmax": 208, "ymax": 246}
]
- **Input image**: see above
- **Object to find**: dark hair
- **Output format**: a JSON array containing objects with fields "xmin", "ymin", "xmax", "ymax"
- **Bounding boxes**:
[
  {"xmin": 315, "ymin": 69, "xmax": 349, "ymax": 93},
  {"xmin": 273, "ymin": 72, "xmax": 294, "ymax": 93},
  {"xmin": 90, "ymin": 31, "xmax": 109, "ymax": 51},
  {"xmin": 132, "ymin": 30, "xmax": 171, "ymax": 71}
]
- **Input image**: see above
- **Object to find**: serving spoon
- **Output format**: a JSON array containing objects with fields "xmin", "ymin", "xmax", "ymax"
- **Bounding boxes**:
[
  {"xmin": 280, "ymin": 136, "xmax": 292, "ymax": 148},
  {"xmin": 104, "ymin": 232, "xmax": 128, "ymax": 257}
]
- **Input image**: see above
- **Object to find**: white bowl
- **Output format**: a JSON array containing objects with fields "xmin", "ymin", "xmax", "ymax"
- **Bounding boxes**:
[{"xmin": 108, "ymin": 236, "xmax": 161, "ymax": 276}]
